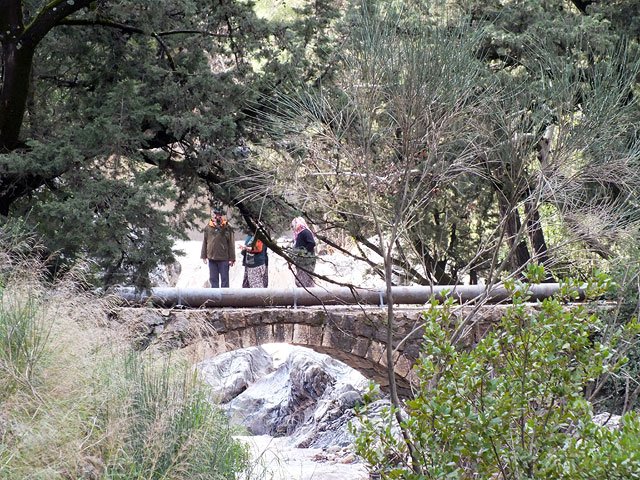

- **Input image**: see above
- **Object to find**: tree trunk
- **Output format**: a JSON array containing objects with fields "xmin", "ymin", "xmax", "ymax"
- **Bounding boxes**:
[
  {"xmin": 1, "ymin": 0, "xmax": 94, "ymax": 214},
  {"xmin": 499, "ymin": 197, "xmax": 531, "ymax": 272},
  {"xmin": 525, "ymin": 199, "xmax": 552, "ymax": 272},
  {"xmin": 0, "ymin": 37, "xmax": 36, "ymax": 215},
  {"xmin": 569, "ymin": 0, "xmax": 594, "ymax": 14},
  {"xmin": 0, "ymin": 41, "xmax": 34, "ymax": 151},
  {"xmin": 1, "ymin": 0, "xmax": 30, "ymax": 151}
]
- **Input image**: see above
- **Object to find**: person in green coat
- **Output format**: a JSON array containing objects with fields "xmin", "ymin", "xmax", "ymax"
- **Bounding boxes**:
[{"xmin": 200, "ymin": 208, "xmax": 235, "ymax": 288}]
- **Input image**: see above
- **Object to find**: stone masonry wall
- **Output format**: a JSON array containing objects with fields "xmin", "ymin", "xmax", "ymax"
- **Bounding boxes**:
[{"xmin": 113, "ymin": 305, "xmax": 509, "ymax": 396}]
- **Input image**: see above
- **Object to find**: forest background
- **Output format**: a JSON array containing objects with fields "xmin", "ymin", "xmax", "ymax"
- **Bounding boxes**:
[{"xmin": 2, "ymin": 0, "xmax": 640, "ymax": 290}]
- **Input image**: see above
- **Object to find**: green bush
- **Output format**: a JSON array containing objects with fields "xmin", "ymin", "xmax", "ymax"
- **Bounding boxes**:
[
  {"xmin": 588, "ymin": 243, "xmax": 640, "ymax": 414},
  {"xmin": 353, "ymin": 267, "xmax": 640, "ymax": 479}
]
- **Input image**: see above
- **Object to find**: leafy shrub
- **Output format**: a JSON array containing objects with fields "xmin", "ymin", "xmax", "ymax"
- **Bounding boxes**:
[
  {"xmin": 353, "ymin": 266, "xmax": 640, "ymax": 479},
  {"xmin": 587, "ymin": 243, "xmax": 640, "ymax": 413}
]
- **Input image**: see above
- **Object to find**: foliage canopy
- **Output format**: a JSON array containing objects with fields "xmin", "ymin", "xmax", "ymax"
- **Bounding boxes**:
[{"xmin": 1, "ymin": 0, "xmax": 640, "ymax": 288}]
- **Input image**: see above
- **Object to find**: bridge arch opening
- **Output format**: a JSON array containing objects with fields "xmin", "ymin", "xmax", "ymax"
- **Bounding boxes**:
[
  {"xmin": 119, "ymin": 306, "xmax": 424, "ymax": 397},
  {"xmin": 188, "ymin": 307, "xmax": 424, "ymax": 397}
]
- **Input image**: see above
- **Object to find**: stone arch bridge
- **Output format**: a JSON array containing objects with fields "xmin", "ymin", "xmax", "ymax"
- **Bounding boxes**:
[{"xmin": 115, "ymin": 284, "xmax": 569, "ymax": 396}]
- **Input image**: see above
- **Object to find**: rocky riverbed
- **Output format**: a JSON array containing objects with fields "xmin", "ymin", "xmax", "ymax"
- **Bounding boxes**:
[{"xmin": 196, "ymin": 343, "xmax": 377, "ymax": 480}]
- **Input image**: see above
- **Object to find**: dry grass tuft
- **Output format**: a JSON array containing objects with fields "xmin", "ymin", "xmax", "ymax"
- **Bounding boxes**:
[{"xmin": 0, "ymin": 228, "xmax": 249, "ymax": 479}]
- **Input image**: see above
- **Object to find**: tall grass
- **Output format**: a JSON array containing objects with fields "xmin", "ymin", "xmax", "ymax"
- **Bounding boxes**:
[
  {"xmin": 0, "ymin": 219, "xmax": 50, "ymax": 402},
  {"xmin": 100, "ymin": 352, "xmax": 249, "ymax": 479},
  {"xmin": 0, "ymin": 282, "xmax": 50, "ymax": 400},
  {"xmin": 0, "ymin": 222, "xmax": 249, "ymax": 479}
]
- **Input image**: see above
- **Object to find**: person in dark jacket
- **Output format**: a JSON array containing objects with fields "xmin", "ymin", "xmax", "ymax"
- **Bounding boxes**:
[
  {"xmin": 240, "ymin": 234, "xmax": 268, "ymax": 288},
  {"xmin": 200, "ymin": 209, "xmax": 235, "ymax": 288},
  {"xmin": 291, "ymin": 216, "xmax": 316, "ymax": 287}
]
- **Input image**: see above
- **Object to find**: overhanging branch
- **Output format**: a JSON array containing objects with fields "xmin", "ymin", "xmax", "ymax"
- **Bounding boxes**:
[{"xmin": 57, "ymin": 19, "xmax": 231, "ymax": 38}]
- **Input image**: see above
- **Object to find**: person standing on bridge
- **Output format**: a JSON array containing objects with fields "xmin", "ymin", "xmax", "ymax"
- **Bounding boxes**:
[
  {"xmin": 291, "ymin": 216, "xmax": 316, "ymax": 288},
  {"xmin": 240, "ymin": 233, "xmax": 268, "ymax": 288},
  {"xmin": 201, "ymin": 207, "xmax": 235, "ymax": 288}
]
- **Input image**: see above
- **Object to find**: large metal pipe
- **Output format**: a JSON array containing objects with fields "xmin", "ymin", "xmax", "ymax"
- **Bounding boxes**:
[{"xmin": 114, "ymin": 283, "xmax": 575, "ymax": 308}]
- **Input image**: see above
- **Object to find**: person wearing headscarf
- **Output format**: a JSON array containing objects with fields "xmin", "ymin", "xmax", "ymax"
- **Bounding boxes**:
[
  {"xmin": 291, "ymin": 216, "xmax": 316, "ymax": 287},
  {"xmin": 200, "ymin": 208, "xmax": 235, "ymax": 288},
  {"xmin": 240, "ymin": 233, "xmax": 268, "ymax": 288}
]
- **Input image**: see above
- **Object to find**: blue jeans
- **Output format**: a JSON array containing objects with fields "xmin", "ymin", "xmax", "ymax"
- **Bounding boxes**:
[{"xmin": 208, "ymin": 260, "xmax": 230, "ymax": 288}]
